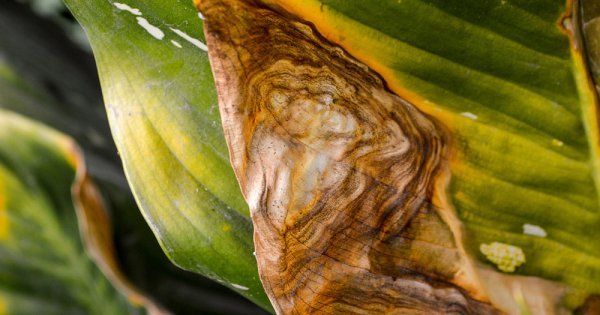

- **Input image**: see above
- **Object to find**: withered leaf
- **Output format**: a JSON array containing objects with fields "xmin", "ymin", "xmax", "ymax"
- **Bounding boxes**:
[{"xmin": 199, "ymin": 0, "xmax": 498, "ymax": 313}]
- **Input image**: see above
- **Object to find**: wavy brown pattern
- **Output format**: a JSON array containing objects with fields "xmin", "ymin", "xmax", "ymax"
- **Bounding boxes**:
[{"xmin": 198, "ymin": 0, "xmax": 497, "ymax": 313}]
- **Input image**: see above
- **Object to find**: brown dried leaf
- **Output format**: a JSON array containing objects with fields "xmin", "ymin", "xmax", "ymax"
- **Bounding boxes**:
[{"xmin": 198, "ymin": 0, "xmax": 497, "ymax": 313}]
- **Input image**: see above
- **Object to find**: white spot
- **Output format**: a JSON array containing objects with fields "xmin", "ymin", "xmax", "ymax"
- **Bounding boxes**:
[
  {"xmin": 136, "ymin": 17, "xmax": 164, "ymax": 40},
  {"xmin": 231, "ymin": 283, "xmax": 249, "ymax": 291},
  {"xmin": 461, "ymin": 112, "xmax": 478, "ymax": 120},
  {"xmin": 171, "ymin": 40, "xmax": 182, "ymax": 48},
  {"xmin": 252, "ymin": 251, "xmax": 256, "ymax": 256},
  {"xmin": 552, "ymin": 139, "xmax": 564, "ymax": 147},
  {"xmin": 523, "ymin": 224, "xmax": 547, "ymax": 237},
  {"xmin": 198, "ymin": 12, "xmax": 205, "ymax": 20},
  {"xmin": 113, "ymin": 2, "xmax": 142, "ymax": 15},
  {"xmin": 170, "ymin": 27, "xmax": 208, "ymax": 51}
]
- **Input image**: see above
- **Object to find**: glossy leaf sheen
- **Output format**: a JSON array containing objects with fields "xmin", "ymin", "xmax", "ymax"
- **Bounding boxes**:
[{"xmin": 62, "ymin": 0, "xmax": 271, "ymax": 310}]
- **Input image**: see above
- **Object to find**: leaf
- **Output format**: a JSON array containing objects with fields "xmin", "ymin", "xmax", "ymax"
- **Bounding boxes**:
[
  {"xmin": 0, "ymin": 3, "xmax": 270, "ymax": 313},
  {"xmin": 105, "ymin": 190, "xmax": 269, "ymax": 315},
  {"xmin": 62, "ymin": 0, "xmax": 272, "ymax": 310},
  {"xmin": 60, "ymin": 0, "xmax": 600, "ymax": 312},
  {"xmin": 199, "ymin": 0, "xmax": 498, "ymax": 312},
  {"xmin": 258, "ymin": 0, "xmax": 600, "ymax": 310},
  {"xmin": 0, "ymin": 109, "xmax": 137, "ymax": 315}
]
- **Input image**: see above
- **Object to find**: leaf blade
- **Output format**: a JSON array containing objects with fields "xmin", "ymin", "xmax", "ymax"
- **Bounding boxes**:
[
  {"xmin": 62, "ymin": 0, "xmax": 272, "ymax": 309},
  {"xmin": 263, "ymin": 0, "xmax": 600, "ymax": 308}
]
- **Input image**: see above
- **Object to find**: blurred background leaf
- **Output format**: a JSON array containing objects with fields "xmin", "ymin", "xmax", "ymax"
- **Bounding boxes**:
[
  {"xmin": 0, "ymin": 110, "xmax": 137, "ymax": 315},
  {"xmin": 0, "ymin": 1, "xmax": 268, "ymax": 314}
]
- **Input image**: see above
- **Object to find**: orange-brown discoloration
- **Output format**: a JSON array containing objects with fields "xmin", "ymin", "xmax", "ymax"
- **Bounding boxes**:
[{"xmin": 199, "ymin": 0, "xmax": 497, "ymax": 313}]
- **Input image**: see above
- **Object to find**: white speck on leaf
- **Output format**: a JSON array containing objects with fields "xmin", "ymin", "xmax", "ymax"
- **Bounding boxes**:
[
  {"xmin": 113, "ymin": 2, "xmax": 142, "ymax": 15},
  {"xmin": 170, "ymin": 27, "xmax": 208, "ymax": 51},
  {"xmin": 136, "ymin": 17, "xmax": 164, "ymax": 40},
  {"xmin": 171, "ymin": 40, "xmax": 182, "ymax": 48},
  {"xmin": 461, "ymin": 112, "xmax": 478, "ymax": 120},
  {"xmin": 523, "ymin": 223, "xmax": 547, "ymax": 237},
  {"xmin": 231, "ymin": 283, "xmax": 249, "ymax": 290}
]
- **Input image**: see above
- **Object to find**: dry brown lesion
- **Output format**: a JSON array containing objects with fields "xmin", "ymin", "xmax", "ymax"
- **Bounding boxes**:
[{"xmin": 198, "ymin": 0, "xmax": 497, "ymax": 313}]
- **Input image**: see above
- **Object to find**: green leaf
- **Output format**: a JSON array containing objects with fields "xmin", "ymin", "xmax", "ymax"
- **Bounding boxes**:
[
  {"xmin": 263, "ymin": 0, "xmax": 600, "ymax": 301},
  {"xmin": 0, "ymin": 3, "xmax": 269, "ymax": 313},
  {"xmin": 62, "ymin": 0, "xmax": 271, "ymax": 310},
  {"xmin": 106, "ymin": 190, "xmax": 269, "ymax": 315},
  {"xmin": 0, "ymin": 110, "xmax": 136, "ymax": 315}
]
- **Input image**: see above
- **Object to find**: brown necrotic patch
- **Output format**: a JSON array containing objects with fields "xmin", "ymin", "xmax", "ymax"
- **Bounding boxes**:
[{"xmin": 198, "ymin": 0, "xmax": 497, "ymax": 313}]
